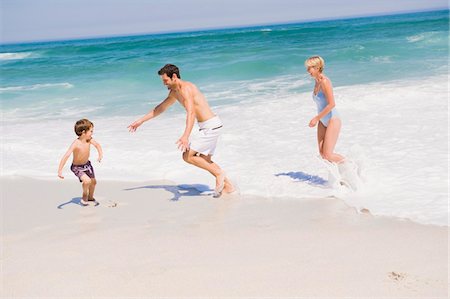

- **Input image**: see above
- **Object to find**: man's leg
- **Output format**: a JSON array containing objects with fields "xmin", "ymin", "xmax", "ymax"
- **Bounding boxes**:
[
  {"xmin": 203, "ymin": 155, "xmax": 235, "ymax": 193},
  {"xmin": 183, "ymin": 149, "xmax": 224, "ymax": 189}
]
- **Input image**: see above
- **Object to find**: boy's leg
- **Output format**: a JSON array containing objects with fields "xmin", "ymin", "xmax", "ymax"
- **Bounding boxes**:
[
  {"xmin": 80, "ymin": 175, "xmax": 91, "ymax": 205},
  {"xmin": 88, "ymin": 178, "xmax": 97, "ymax": 201}
]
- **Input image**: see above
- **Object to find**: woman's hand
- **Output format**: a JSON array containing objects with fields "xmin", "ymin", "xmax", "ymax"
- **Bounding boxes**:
[{"xmin": 309, "ymin": 117, "xmax": 319, "ymax": 127}]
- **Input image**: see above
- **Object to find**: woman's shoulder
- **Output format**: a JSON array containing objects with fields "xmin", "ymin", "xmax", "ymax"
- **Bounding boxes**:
[{"xmin": 319, "ymin": 75, "xmax": 332, "ymax": 87}]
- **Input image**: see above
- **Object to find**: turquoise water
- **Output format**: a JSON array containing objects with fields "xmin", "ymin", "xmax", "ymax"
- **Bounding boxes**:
[{"xmin": 1, "ymin": 10, "xmax": 448, "ymax": 119}]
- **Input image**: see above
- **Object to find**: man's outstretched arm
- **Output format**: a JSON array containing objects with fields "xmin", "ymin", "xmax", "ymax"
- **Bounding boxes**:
[{"xmin": 128, "ymin": 94, "xmax": 177, "ymax": 132}]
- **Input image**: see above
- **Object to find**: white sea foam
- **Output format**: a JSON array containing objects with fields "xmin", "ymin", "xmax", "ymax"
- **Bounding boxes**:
[
  {"xmin": 0, "ymin": 52, "xmax": 34, "ymax": 60},
  {"xmin": 0, "ymin": 83, "xmax": 73, "ymax": 92},
  {"xmin": 1, "ymin": 75, "xmax": 448, "ymax": 226},
  {"xmin": 204, "ymin": 75, "xmax": 309, "ymax": 104},
  {"xmin": 407, "ymin": 34, "xmax": 426, "ymax": 43},
  {"xmin": 369, "ymin": 56, "xmax": 392, "ymax": 63},
  {"xmin": 2, "ymin": 103, "xmax": 100, "ymax": 123},
  {"xmin": 406, "ymin": 32, "xmax": 441, "ymax": 43}
]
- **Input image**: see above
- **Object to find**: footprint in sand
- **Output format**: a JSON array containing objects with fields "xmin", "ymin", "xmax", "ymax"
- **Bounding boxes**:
[
  {"xmin": 388, "ymin": 271, "xmax": 407, "ymax": 282},
  {"xmin": 106, "ymin": 201, "xmax": 118, "ymax": 208}
]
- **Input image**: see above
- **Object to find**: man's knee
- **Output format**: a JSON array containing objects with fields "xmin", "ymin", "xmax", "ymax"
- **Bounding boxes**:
[{"xmin": 182, "ymin": 152, "xmax": 193, "ymax": 164}]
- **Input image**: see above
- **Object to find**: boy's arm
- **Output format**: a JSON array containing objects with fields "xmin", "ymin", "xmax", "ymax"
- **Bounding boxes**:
[
  {"xmin": 57, "ymin": 141, "xmax": 76, "ymax": 179},
  {"xmin": 90, "ymin": 139, "xmax": 103, "ymax": 162},
  {"xmin": 127, "ymin": 93, "xmax": 177, "ymax": 132}
]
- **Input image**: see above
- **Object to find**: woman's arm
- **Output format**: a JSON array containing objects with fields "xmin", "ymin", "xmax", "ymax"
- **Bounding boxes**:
[{"xmin": 309, "ymin": 77, "xmax": 336, "ymax": 127}]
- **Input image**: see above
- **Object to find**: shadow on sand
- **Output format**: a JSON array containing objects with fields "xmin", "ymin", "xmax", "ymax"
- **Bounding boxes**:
[
  {"xmin": 275, "ymin": 171, "xmax": 327, "ymax": 187},
  {"xmin": 57, "ymin": 197, "xmax": 86, "ymax": 209},
  {"xmin": 124, "ymin": 184, "xmax": 212, "ymax": 201}
]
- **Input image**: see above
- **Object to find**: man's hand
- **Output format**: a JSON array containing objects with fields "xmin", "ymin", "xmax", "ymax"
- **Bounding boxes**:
[
  {"xmin": 176, "ymin": 136, "xmax": 190, "ymax": 152},
  {"xmin": 98, "ymin": 155, "xmax": 103, "ymax": 163},
  {"xmin": 127, "ymin": 120, "xmax": 143, "ymax": 132},
  {"xmin": 58, "ymin": 171, "xmax": 64, "ymax": 179}
]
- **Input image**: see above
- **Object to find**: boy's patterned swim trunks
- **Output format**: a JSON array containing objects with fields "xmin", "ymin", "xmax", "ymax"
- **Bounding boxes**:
[{"xmin": 71, "ymin": 160, "xmax": 95, "ymax": 182}]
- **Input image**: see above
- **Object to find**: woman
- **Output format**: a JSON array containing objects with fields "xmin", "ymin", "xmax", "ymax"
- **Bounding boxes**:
[
  {"xmin": 305, "ymin": 56, "xmax": 361, "ymax": 190},
  {"xmin": 305, "ymin": 55, "xmax": 344, "ymax": 164}
]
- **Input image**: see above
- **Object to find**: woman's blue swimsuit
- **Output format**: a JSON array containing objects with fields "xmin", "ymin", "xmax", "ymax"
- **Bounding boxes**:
[{"xmin": 312, "ymin": 90, "xmax": 339, "ymax": 127}]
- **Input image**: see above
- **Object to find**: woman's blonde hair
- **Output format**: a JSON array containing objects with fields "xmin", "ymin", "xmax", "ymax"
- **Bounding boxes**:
[{"xmin": 305, "ymin": 55, "xmax": 325, "ymax": 72}]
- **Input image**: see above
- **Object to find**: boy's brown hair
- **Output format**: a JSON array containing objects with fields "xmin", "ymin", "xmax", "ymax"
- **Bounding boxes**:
[{"xmin": 74, "ymin": 119, "xmax": 93, "ymax": 136}]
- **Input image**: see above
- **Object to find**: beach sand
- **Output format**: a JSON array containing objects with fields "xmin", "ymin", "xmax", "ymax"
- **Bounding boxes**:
[{"xmin": 1, "ymin": 176, "xmax": 448, "ymax": 298}]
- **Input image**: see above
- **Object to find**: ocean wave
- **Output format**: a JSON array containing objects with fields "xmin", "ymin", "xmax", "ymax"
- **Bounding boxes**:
[
  {"xmin": 369, "ymin": 56, "xmax": 392, "ymax": 63},
  {"xmin": 0, "ymin": 52, "xmax": 34, "ymax": 60},
  {"xmin": 204, "ymin": 75, "xmax": 310, "ymax": 103},
  {"xmin": 406, "ymin": 32, "xmax": 442, "ymax": 43},
  {"xmin": 407, "ymin": 34, "xmax": 426, "ymax": 43},
  {"xmin": 0, "ymin": 83, "xmax": 74, "ymax": 92},
  {"xmin": 2, "ymin": 103, "xmax": 101, "ymax": 123}
]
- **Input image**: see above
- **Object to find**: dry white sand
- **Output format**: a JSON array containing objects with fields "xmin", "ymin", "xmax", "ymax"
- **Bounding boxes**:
[{"xmin": 1, "ymin": 176, "xmax": 448, "ymax": 298}]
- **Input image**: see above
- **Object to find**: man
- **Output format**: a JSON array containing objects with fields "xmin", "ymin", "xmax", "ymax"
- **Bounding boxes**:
[{"xmin": 127, "ymin": 64, "xmax": 234, "ymax": 197}]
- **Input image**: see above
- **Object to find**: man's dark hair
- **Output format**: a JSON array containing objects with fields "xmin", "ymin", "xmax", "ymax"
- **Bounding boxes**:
[{"xmin": 158, "ymin": 64, "xmax": 181, "ymax": 79}]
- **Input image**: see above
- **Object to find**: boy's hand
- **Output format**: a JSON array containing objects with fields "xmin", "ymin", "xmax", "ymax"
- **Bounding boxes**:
[
  {"xmin": 58, "ymin": 172, "xmax": 64, "ymax": 179},
  {"xmin": 98, "ymin": 155, "xmax": 103, "ymax": 163}
]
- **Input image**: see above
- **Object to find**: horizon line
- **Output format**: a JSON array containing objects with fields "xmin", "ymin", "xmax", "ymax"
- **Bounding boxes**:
[{"xmin": 1, "ymin": 7, "xmax": 448, "ymax": 46}]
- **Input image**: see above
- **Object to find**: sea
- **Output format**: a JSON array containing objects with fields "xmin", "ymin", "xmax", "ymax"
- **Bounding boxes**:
[{"xmin": 1, "ymin": 10, "xmax": 448, "ymax": 226}]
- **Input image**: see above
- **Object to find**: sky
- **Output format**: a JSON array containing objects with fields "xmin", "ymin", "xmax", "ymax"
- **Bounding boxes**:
[{"xmin": 0, "ymin": 0, "xmax": 448, "ymax": 44}]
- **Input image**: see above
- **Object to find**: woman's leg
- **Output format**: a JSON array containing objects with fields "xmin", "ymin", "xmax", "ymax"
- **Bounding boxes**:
[
  {"xmin": 321, "ymin": 118, "xmax": 345, "ymax": 163},
  {"xmin": 317, "ymin": 121, "xmax": 326, "ymax": 158}
]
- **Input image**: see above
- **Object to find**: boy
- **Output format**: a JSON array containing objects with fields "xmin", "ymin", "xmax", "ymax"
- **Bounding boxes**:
[{"xmin": 58, "ymin": 119, "xmax": 103, "ymax": 206}]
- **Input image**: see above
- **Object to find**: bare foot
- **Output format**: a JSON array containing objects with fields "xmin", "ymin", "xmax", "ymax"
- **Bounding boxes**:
[
  {"xmin": 87, "ymin": 198, "xmax": 99, "ymax": 206},
  {"xmin": 213, "ymin": 171, "xmax": 226, "ymax": 197},
  {"xmin": 222, "ymin": 179, "xmax": 236, "ymax": 194}
]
